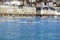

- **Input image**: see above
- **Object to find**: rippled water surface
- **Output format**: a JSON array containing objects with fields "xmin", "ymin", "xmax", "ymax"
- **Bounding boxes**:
[{"xmin": 0, "ymin": 17, "xmax": 60, "ymax": 40}]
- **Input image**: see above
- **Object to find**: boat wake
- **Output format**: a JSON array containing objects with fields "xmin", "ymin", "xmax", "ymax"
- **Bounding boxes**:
[{"xmin": 18, "ymin": 22, "xmax": 40, "ymax": 24}]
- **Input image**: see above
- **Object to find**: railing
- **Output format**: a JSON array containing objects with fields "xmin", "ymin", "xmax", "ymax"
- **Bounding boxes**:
[
  {"xmin": 41, "ymin": 7, "xmax": 60, "ymax": 15},
  {"xmin": 0, "ymin": 6, "xmax": 60, "ymax": 16},
  {"xmin": 0, "ymin": 6, "xmax": 36, "ymax": 14}
]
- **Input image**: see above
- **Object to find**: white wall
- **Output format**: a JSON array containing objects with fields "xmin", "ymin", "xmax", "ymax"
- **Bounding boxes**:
[{"xmin": 29, "ymin": 0, "xmax": 36, "ymax": 2}]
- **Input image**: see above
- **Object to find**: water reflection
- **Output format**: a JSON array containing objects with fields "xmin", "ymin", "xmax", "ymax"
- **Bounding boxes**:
[{"xmin": 0, "ymin": 17, "xmax": 60, "ymax": 40}]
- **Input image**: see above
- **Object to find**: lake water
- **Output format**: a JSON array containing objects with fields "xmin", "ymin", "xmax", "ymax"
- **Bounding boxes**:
[{"xmin": 0, "ymin": 17, "xmax": 60, "ymax": 40}]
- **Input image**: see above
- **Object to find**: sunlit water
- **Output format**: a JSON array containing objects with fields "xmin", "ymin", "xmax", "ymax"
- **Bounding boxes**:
[{"xmin": 0, "ymin": 17, "xmax": 60, "ymax": 40}]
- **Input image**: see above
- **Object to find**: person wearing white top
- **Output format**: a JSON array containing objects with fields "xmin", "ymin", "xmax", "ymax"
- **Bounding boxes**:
[{"xmin": 48, "ymin": 2, "xmax": 53, "ymax": 7}]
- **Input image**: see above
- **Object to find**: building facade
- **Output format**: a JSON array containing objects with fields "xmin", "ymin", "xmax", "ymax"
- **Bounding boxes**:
[{"xmin": 56, "ymin": 0, "xmax": 60, "ymax": 7}]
